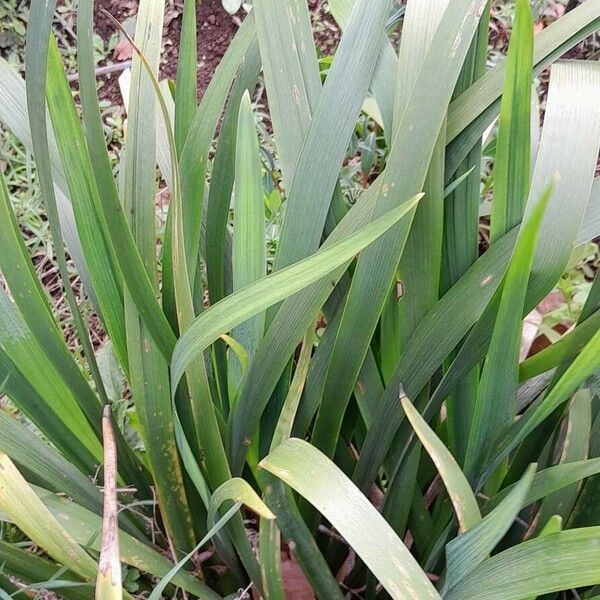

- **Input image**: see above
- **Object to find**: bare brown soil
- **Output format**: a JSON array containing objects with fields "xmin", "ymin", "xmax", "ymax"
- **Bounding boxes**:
[{"xmin": 93, "ymin": 0, "xmax": 243, "ymax": 104}]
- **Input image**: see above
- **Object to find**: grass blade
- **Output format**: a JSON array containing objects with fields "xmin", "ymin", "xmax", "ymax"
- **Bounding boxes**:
[
  {"xmin": 205, "ymin": 42, "xmax": 261, "ymax": 310},
  {"xmin": 446, "ymin": 0, "xmax": 600, "ymax": 173},
  {"xmin": 445, "ymin": 465, "xmax": 536, "ymax": 591},
  {"xmin": 352, "ymin": 226, "xmax": 518, "ymax": 491},
  {"xmin": 0, "ymin": 453, "xmax": 98, "ymax": 582},
  {"xmin": 261, "ymin": 439, "xmax": 441, "ymax": 600},
  {"xmin": 0, "ymin": 288, "xmax": 102, "ymax": 468},
  {"xmin": 231, "ymin": 91, "xmax": 267, "ymax": 377},
  {"xmin": 253, "ymin": 0, "xmax": 321, "ymax": 188},
  {"xmin": 490, "ymin": 0, "xmax": 533, "ymax": 241},
  {"xmin": 401, "ymin": 394, "xmax": 481, "ymax": 533},
  {"xmin": 209, "ymin": 478, "xmax": 275, "ymax": 527},
  {"xmin": 172, "ymin": 193, "xmax": 422, "ymax": 390},
  {"xmin": 464, "ymin": 184, "xmax": 553, "ymax": 476},
  {"xmin": 527, "ymin": 389, "xmax": 591, "ymax": 536},
  {"xmin": 120, "ymin": 0, "xmax": 194, "ymax": 554},
  {"xmin": 26, "ymin": 0, "xmax": 111, "ymax": 441},
  {"xmin": 311, "ymin": 0, "xmax": 488, "ymax": 461},
  {"xmin": 273, "ymin": 0, "xmax": 392, "ymax": 270},
  {"xmin": 148, "ymin": 503, "xmax": 242, "ymax": 600},
  {"xmin": 492, "ymin": 326, "xmax": 600, "ymax": 473},
  {"xmin": 46, "ymin": 38, "xmax": 128, "ymax": 370},
  {"xmin": 0, "ymin": 542, "xmax": 88, "ymax": 600},
  {"xmin": 33, "ymin": 489, "xmax": 218, "ymax": 598},
  {"xmin": 77, "ymin": 1, "xmax": 177, "ymax": 360},
  {"xmin": 446, "ymin": 527, "xmax": 600, "ymax": 600},
  {"xmin": 518, "ymin": 310, "xmax": 600, "ymax": 381},
  {"xmin": 0, "ymin": 409, "xmax": 102, "ymax": 519},
  {"xmin": 485, "ymin": 458, "xmax": 600, "ymax": 514},
  {"xmin": 178, "ymin": 14, "xmax": 258, "ymax": 289},
  {"xmin": 0, "ymin": 172, "xmax": 103, "ymax": 471},
  {"xmin": 384, "ymin": 0, "xmax": 451, "ymax": 382},
  {"xmin": 174, "ymin": 0, "xmax": 197, "ymax": 157},
  {"xmin": 417, "ymin": 60, "xmax": 600, "ymax": 483}
]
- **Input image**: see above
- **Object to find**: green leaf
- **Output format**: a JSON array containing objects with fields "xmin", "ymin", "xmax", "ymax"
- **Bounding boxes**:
[
  {"xmin": 26, "ymin": 0, "xmax": 111, "ymax": 451},
  {"xmin": 353, "ymin": 226, "xmax": 518, "ymax": 491},
  {"xmin": 209, "ymin": 478, "xmax": 275, "ymax": 528},
  {"xmin": 253, "ymin": 0, "xmax": 321, "ymax": 189},
  {"xmin": 46, "ymin": 38, "xmax": 128, "ymax": 371},
  {"xmin": 437, "ymin": 2, "xmax": 490, "ymax": 462},
  {"xmin": 528, "ymin": 388, "xmax": 591, "ymax": 535},
  {"xmin": 496, "ymin": 324, "xmax": 600, "ymax": 469},
  {"xmin": 0, "ymin": 174, "xmax": 102, "ymax": 471},
  {"xmin": 259, "ymin": 517, "xmax": 285, "ymax": 600},
  {"xmin": 401, "ymin": 395, "xmax": 480, "ymax": 533},
  {"xmin": 0, "ymin": 290, "xmax": 102, "ymax": 465},
  {"xmin": 0, "ymin": 453, "xmax": 98, "ymax": 582},
  {"xmin": 577, "ymin": 177, "xmax": 600, "ymax": 245},
  {"xmin": 178, "ymin": 13, "xmax": 258, "ymax": 291},
  {"xmin": 77, "ymin": 1, "xmax": 177, "ymax": 361},
  {"xmin": 445, "ymin": 465, "xmax": 536, "ymax": 591},
  {"xmin": 172, "ymin": 193, "xmax": 423, "ymax": 389},
  {"xmin": 271, "ymin": 327, "xmax": 315, "ymax": 450},
  {"xmin": 174, "ymin": 0, "xmax": 197, "ymax": 157},
  {"xmin": 388, "ymin": 0, "xmax": 452, "ymax": 387},
  {"xmin": 446, "ymin": 527, "xmax": 600, "ymax": 600},
  {"xmin": 405, "ymin": 60, "xmax": 600, "ymax": 491},
  {"xmin": 311, "ymin": 0, "xmax": 488, "ymax": 462},
  {"xmin": 446, "ymin": 0, "xmax": 600, "ymax": 174},
  {"xmin": 327, "ymin": 0, "xmax": 396, "ymax": 135},
  {"xmin": 273, "ymin": 0, "xmax": 393, "ymax": 270},
  {"xmin": 149, "ymin": 502, "xmax": 244, "ymax": 600},
  {"xmin": 0, "ymin": 409, "xmax": 102, "ymax": 519},
  {"xmin": 205, "ymin": 40, "xmax": 261, "ymax": 309},
  {"xmin": 0, "ymin": 541, "xmax": 88, "ymax": 600},
  {"xmin": 464, "ymin": 183, "xmax": 553, "ymax": 476},
  {"xmin": 527, "ymin": 62, "xmax": 600, "ymax": 303},
  {"xmin": 33, "ymin": 489, "xmax": 218, "ymax": 598},
  {"xmin": 485, "ymin": 457, "xmax": 600, "ymax": 514},
  {"xmin": 521, "ymin": 515, "xmax": 564, "ymax": 600},
  {"xmin": 223, "ymin": 0, "xmax": 242, "ymax": 15},
  {"xmin": 490, "ymin": 0, "xmax": 533, "ymax": 241},
  {"xmin": 518, "ymin": 309, "xmax": 600, "ymax": 381},
  {"xmin": 231, "ymin": 91, "xmax": 267, "ymax": 370},
  {"xmin": 261, "ymin": 439, "xmax": 441, "ymax": 600},
  {"xmin": 120, "ymin": 0, "xmax": 194, "ymax": 554}
]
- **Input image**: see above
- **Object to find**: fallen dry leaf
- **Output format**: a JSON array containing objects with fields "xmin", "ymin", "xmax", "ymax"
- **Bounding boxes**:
[
  {"xmin": 252, "ymin": 551, "xmax": 315, "ymax": 600},
  {"xmin": 537, "ymin": 290, "xmax": 566, "ymax": 315},
  {"xmin": 113, "ymin": 39, "xmax": 134, "ymax": 61},
  {"xmin": 520, "ymin": 309, "xmax": 543, "ymax": 361},
  {"xmin": 281, "ymin": 556, "xmax": 315, "ymax": 600}
]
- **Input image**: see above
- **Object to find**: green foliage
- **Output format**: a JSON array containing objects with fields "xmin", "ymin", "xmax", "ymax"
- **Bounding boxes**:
[{"xmin": 0, "ymin": 0, "xmax": 599, "ymax": 598}]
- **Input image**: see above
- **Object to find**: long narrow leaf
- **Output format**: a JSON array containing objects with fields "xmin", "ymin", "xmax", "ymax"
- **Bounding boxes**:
[
  {"xmin": 0, "ymin": 453, "xmax": 98, "ymax": 582},
  {"xmin": 172, "ymin": 194, "xmax": 422, "ymax": 389},
  {"xmin": 261, "ymin": 439, "xmax": 441, "ymax": 600},
  {"xmin": 490, "ymin": 0, "xmax": 534, "ymax": 241},
  {"xmin": 445, "ymin": 466, "xmax": 536, "ymax": 591},
  {"xmin": 402, "ymin": 395, "xmax": 480, "ymax": 532},
  {"xmin": 465, "ymin": 184, "xmax": 552, "ymax": 476},
  {"xmin": 446, "ymin": 528, "xmax": 600, "ymax": 600}
]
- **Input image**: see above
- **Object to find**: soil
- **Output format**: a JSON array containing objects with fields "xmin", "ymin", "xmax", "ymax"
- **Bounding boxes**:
[
  {"xmin": 93, "ymin": 0, "xmax": 245, "ymax": 105},
  {"xmin": 92, "ymin": 0, "xmax": 342, "ymax": 106}
]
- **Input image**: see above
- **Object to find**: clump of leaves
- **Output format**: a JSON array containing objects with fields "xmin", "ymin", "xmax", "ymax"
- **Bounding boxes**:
[{"xmin": 0, "ymin": 0, "xmax": 600, "ymax": 599}]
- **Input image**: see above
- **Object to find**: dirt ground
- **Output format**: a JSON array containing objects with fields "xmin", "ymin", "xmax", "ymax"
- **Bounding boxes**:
[
  {"xmin": 93, "ymin": 0, "xmax": 242, "ymax": 103},
  {"xmin": 92, "ymin": 0, "xmax": 340, "ymax": 104}
]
